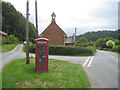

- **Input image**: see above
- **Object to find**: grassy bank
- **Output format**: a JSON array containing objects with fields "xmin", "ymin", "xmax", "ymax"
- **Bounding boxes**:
[
  {"xmin": 0, "ymin": 44, "xmax": 18, "ymax": 52},
  {"xmin": 2, "ymin": 58, "xmax": 91, "ymax": 88}
]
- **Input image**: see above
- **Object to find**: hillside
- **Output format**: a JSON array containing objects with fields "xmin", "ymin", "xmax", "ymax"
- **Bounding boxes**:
[
  {"xmin": 2, "ymin": 1, "xmax": 36, "ymax": 42},
  {"xmin": 76, "ymin": 30, "xmax": 118, "ymax": 41}
]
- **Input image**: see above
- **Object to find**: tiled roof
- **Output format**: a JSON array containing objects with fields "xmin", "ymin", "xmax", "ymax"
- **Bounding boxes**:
[
  {"xmin": 65, "ymin": 36, "xmax": 74, "ymax": 43},
  {"xmin": 41, "ymin": 22, "xmax": 66, "ymax": 36}
]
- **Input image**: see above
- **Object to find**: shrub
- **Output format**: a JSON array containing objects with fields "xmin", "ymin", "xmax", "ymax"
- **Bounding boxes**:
[
  {"xmin": 24, "ymin": 42, "xmax": 35, "ymax": 53},
  {"xmin": 97, "ymin": 47, "xmax": 102, "ymax": 50},
  {"xmin": 7, "ymin": 39, "xmax": 11, "ymax": 44},
  {"xmin": 49, "ymin": 45, "xmax": 96, "ymax": 55},
  {"xmin": 7, "ymin": 35, "xmax": 20, "ymax": 44},
  {"xmin": 112, "ymin": 45, "xmax": 120, "ymax": 52},
  {"xmin": 103, "ymin": 48, "xmax": 108, "ymax": 51},
  {"xmin": 25, "ymin": 44, "xmax": 96, "ymax": 56},
  {"xmin": 29, "ymin": 44, "xmax": 35, "ymax": 53},
  {"xmin": 8, "ymin": 35, "xmax": 16, "ymax": 44}
]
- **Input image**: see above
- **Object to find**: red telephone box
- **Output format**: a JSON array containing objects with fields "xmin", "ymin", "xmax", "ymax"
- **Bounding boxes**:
[{"xmin": 35, "ymin": 38, "xmax": 49, "ymax": 73}]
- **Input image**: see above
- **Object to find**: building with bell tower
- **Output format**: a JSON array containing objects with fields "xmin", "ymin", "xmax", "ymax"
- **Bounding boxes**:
[{"xmin": 41, "ymin": 12, "xmax": 67, "ymax": 46}]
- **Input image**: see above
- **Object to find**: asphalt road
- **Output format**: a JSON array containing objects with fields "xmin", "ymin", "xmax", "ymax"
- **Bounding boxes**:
[
  {"xmin": 83, "ymin": 50, "xmax": 119, "ymax": 88},
  {"xmin": 0, "ymin": 44, "xmax": 119, "ymax": 88},
  {"xmin": 0, "ymin": 44, "xmax": 26, "ymax": 72},
  {"xmin": 49, "ymin": 50, "xmax": 119, "ymax": 88}
]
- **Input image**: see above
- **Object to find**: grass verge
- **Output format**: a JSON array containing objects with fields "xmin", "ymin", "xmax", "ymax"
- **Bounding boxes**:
[
  {"xmin": 2, "ymin": 58, "xmax": 91, "ymax": 88},
  {"xmin": 0, "ymin": 44, "xmax": 18, "ymax": 52}
]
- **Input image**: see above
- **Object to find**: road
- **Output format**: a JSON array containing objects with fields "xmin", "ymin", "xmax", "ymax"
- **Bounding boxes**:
[
  {"xmin": 0, "ymin": 44, "xmax": 119, "ymax": 88},
  {"xmin": 49, "ymin": 50, "xmax": 119, "ymax": 88},
  {"xmin": 0, "ymin": 44, "xmax": 26, "ymax": 72},
  {"xmin": 83, "ymin": 50, "xmax": 119, "ymax": 88}
]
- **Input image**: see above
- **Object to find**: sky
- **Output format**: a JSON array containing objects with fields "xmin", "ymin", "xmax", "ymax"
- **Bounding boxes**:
[{"xmin": 3, "ymin": 0, "xmax": 119, "ymax": 36}]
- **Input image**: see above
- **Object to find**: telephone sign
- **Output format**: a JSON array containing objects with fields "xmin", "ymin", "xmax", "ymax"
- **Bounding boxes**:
[{"xmin": 35, "ymin": 38, "xmax": 49, "ymax": 73}]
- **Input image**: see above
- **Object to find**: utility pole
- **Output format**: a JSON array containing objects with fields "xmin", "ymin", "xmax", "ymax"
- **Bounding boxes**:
[
  {"xmin": 26, "ymin": 0, "xmax": 30, "ymax": 64},
  {"xmin": 35, "ymin": 0, "xmax": 38, "ymax": 39}
]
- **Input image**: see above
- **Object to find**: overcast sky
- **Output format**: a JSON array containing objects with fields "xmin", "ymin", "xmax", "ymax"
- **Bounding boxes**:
[{"xmin": 3, "ymin": 0, "xmax": 119, "ymax": 36}]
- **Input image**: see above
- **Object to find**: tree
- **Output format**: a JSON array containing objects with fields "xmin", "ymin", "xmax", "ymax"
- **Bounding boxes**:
[
  {"xmin": 95, "ymin": 38, "xmax": 105, "ymax": 48},
  {"xmin": 2, "ymin": 1, "xmax": 36, "ymax": 42},
  {"xmin": 106, "ymin": 40, "xmax": 115, "ymax": 49},
  {"xmin": 76, "ymin": 37, "xmax": 88, "ymax": 47}
]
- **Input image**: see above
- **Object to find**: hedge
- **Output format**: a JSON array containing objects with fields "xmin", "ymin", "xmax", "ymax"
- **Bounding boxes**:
[
  {"xmin": 49, "ymin": 45, "xmax": 96, "ymax": 55},
  {"xmin": 112, "ymin": 45, "xmax": 120, "ymax": 52},
  {"xmin": 24, "ymin": 44, "xmax": 96, "ymax": 56}
]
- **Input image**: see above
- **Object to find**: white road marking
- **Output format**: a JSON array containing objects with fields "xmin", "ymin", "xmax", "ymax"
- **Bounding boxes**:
[
  {"xmin": 82, "ymin": 56, "xmax": 90, "ymax": 67},
  {"xmin": 88, "ymin": 56, "xmax": 94, "ymax": 67}
]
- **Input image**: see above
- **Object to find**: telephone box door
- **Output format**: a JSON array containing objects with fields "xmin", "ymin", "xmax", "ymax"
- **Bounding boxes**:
[{"xmin": 35, "ymin": 38, "xmax": 49, "ymax": 73}]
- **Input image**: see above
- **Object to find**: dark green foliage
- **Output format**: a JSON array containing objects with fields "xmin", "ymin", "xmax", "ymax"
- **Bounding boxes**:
[
  {"xmin": 49, "ymin": 45, "xmax": 96, "ymax": 55},
  {"xmin": 7, "ymin": 35, "xmax": 19, "ymax": 44},
  {"xmin": 25, "ymin": 44, "xmax": 96, "ymax": 56},
  {"xmin": 75, "ymin": 37, "xmax": 88, "ymax": 47},
  {"xmin": 112, "ymin": 45, "xmax": 120, "ymax": 52},
  {"xmin": 95, "ymin": 37, "xmax": 120, "ymax": 49},
  {"xmin": 103, "ymin": 48, "xmax": 108, "ymax": 51},
  {"xmin": 29, "ymin": 44, "xmax": 35, "ymax": 53},
  {"xmin": 7, "ymin": 35, "xmax": 16, "ymax": 44},
  {"xmin": 2, "ymin": 1, "xmax": 36, "ymax": 41},
  {"xmin": 76, "ymin": 30, "xmax": 118, "ymax": 41},
  {"xmin": 1, "ymin": 35, "xmax": 20, "ymax": 44}
]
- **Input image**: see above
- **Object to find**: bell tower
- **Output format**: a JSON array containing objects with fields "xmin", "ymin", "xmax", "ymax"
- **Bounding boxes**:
[{"xmin": 51, "ymin": 12, "xmax": 56, "ymax": 23}]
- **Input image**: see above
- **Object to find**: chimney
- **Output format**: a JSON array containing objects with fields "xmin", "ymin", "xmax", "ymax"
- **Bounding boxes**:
[{"xmin": 73, "ymin": 28, "xmax": 76, "ymax": 43}]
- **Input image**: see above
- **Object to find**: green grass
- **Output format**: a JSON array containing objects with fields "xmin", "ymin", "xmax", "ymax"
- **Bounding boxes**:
[
  {"xmin": 0, "ymin": 44, "xmax": 18, "ymax": 52},
  {"xmin": 2, "ymin": 58, "xmax": 91, "ymax": 88},
  {"xmin": 23, "ymin": 45, "xmax": 26, "ymax": 52}
]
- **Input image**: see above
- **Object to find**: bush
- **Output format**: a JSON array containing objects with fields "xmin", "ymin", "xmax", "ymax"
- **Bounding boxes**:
[
  {"xmin": 24, "ymin": 42, "xmax": 35, "ymax": 53},
  {"xmin": 25, "ymin": 44, "xmax": 96, "ymax": 56},
  {"xmin": 112, "ymin": 45, "xmax": 120, "ymax": 52},
  {"xmin": 8, "ymin": 35, "xmax": 16, "ymax": 44},
  {"xmin": 103, "ymin": 48, "xmax": 108, "ymax": 51},
  {"xmin": 49, "ymin": 46, "xmax": 96, "ymax": 55},
  {"xmin": 7, "ymin": 35, "xmax": 20, "ymax": 44},
  {"xmin": 97, "ymin": 47, "xmax": 102, "ymax": 50},
  {"xmin": 7, "ymin": 39, "xmax": 11, "ymax": 44}
]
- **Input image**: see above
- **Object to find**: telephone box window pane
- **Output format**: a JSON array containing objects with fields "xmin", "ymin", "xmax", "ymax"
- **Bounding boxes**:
[
  {"xmin": 38, "ymin": 41, "xmax": 47, "ymax": 44},
  {"xmin": 37, "ymin": 45, "xmax": 47, "ymax": 63}
]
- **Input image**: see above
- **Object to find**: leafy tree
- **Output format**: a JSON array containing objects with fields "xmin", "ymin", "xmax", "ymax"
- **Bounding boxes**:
[
  {"xmin": 94, "ymin": 38, "xmax": 105, "ymax": 48},
  {"xmin": 114, "ymin": 39, "xmax": 120, "ymax": 46},
  {"xmin": 106, "ymin": 40, "xmax": 115, "ymax": 49},
  {"xmin": 2, "ymin": 1, "xmax": 36, "ymax": 42},
  {"xmin": 76, "ymin": 37, "xmax": 88, "ymax": 47}
]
